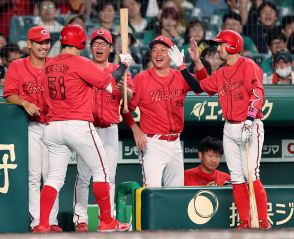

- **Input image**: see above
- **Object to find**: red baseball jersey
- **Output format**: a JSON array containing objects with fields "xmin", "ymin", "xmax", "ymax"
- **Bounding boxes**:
[
  {"xmin": 42, "ymin": 54, "xmax": 116, "ymax": 122},
  {"xmin": 92, "ymin": 63, "xmax": 133, "ymax": 127},
  {"xmin": 200, "ymin": 57, "xmax": 264, "ymax": 121},
  {"xmin": 128, "ymin": 67, "xmax": 193, "ymax": 134},
  {"xmin": 4, "ymin": 56, "xmax": 49, "ymax": 123},
  {"xmin": 184, "ymin": 166, "xmax": 230, "ymax": 186}
]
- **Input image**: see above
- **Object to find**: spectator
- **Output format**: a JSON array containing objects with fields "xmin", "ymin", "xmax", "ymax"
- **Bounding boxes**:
[
  {"xmin": 113, "ymin": 27, "xmax": 140, "ymax": 64},
  {"xmin": 142, "ymin": 50, "xmax": 153, "ymax": 69},
  {"xmin": 287, "ymin": 32, "xmax": 294, "ymax": 53},
  {"xmin": 184, "ymin": 136, "xmax": 230, "ymax": 186},
  {"xmin": 48, "ymin": 14, "xmax": 90, "ymax": 58},
  {"xmin": 183, "ymin": 19, "xmax": 208, "ymax": 58},
  {"xmin": 222, "ymin": 11, "xmax": 258, "ymax": 56},
  {"xmin": 34, "ymin": 0, "xmax": 63, "ymax": 33},
  {"xmin": 143, "ymin": 7, "xmax": 184, "ymax": 46},
  {"xmin": 122, "ymin": 0, "xmax": 148, "ymax": 33},
  {"xmin": 88, "ymin": 0, "xmax": 119, "ymax": 35},
  {"xmin": 264, "ymin": 49, "xmax": 293, "ymax": 84},
  {"xmin": 260, "ymin": 31, "xmax": 287, "ymax": 77},
  {"xmin": 241, "ymin": 0, "xmax": 264, "ymax": 26},
  {"xmin": 0, "ymin": 51, "xmax": 5, "ymax": 85},
  {"xmin": 281, "ymin": 15, "xmax": 294, "ymax": 42},
  {"xmin": 201, "ymin": 46, "xmax": 223, "ymax": 73},
  {"xmin": 195, "ymin": 0, "xmax": 227, "ymax": 17},
  {"xmin": 244, "ymin": 1, "xmax": 279, "ymax": 54},
  {"xmin": 189, "ymin": 57, "xmax": 212, "ymax": 75},
  {"xmin": 0, "ymin": 0, "xmax": 33, "ymax": 37},
  {"xmin": 0, "ymin": 34, "xmax": 7, "ymax": 50},
  {"xmin": 2, "ymin": 43, "xmax": 22, "ymax": 67}
]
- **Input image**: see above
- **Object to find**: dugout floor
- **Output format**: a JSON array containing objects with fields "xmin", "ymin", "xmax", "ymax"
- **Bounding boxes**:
[{"xmin": 2, "ymin": 229, "xmax": 294, "ymax": 239}]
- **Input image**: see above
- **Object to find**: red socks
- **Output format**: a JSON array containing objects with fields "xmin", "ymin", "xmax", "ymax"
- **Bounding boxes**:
[
  {"xmin": 232, "ymin": 183, "xmax": 250, "ymax": 223},
  {"xmin": 253, "ymin": 179, "xmax": 269, "ymax": 222},
  {"xmin": 39, "ymin": 185, "xmax": 57, "ymax": 226},
  {"xmin": 93, "ymin": 182, "xmax": 112, "ymax": 224}
]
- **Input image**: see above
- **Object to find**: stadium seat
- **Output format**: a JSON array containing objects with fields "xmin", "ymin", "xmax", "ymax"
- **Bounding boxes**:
[
  {"xmin": 249, "ymin": 54, "xmax": 267, "ymax": 66},
  {"xmin": 131, "ymin": 45, "xmax": 149, "ymax": 64},
  {"xmin": 128, "ymin": 64, "xmax": 143, "ymax": 78},
  {"xmin": 9, "ymin": 16, "xmax": 36, "ymax": 44}
]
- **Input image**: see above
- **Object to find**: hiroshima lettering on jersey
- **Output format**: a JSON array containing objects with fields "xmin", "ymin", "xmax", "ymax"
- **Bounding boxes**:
[
  {"xmin": 150, "ymin": 88, "xmax": 185, "ymax": 103},
  {"xmin": 22, "ymin": 80, "xmax": 44, "ymax": 94},
  {"xmin": 219, "ymin": 79, "xmax": 244, "ymax": 97}
]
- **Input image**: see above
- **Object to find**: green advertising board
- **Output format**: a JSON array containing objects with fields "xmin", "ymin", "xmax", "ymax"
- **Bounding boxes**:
[
  {"xmin": 136, "ymin": 186, "xmax": 294, "ymax": 230},
  {"xmin": 0, "ymin": 103, "xmax": 29, "ymax": 232}
]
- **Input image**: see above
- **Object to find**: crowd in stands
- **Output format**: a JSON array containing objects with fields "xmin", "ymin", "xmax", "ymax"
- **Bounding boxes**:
[{"xmin": 0, "ymin": 0, "xmax": 293, "ymax": 86}]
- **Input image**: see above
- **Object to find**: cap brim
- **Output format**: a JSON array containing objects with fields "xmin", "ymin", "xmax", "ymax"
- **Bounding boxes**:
[
  {"xmin": 149, "ymin": 40, "xmax": 171, "ymax": 49},
  {"xmin": 91, "ymin": 36, "xmax": 112, "ymax": 44}
]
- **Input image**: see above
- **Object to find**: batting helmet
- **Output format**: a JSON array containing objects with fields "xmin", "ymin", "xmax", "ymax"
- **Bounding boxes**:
[
  {"xmin": 60, "ymin": 24, "xmax": 87, "ymax": 50},
  {"xmin": 210, "ymin": 30, "xmax": 243, "ymax": 54}
]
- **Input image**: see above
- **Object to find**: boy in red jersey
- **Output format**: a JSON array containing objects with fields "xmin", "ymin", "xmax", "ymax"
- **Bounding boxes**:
[
  {"xmin": 73, "ymin": 27, "xmax": 134, "ymax": 232},
  {"xmin": 122, "ymin": 35, "xmax": 206, "ymax": 188},
  {"xmin": 169, "ymin": 30, "xmax": 270, "ymax": 229},
  {"xmin": 3, "ymin": 26, "xmax": 61, "ymax": 233},
  {"xmin": 184, "ymin": 136, "xmax": 230, "ymax": 186},
  {"xmin": 33, "ymin": 24, "xmax": 132, "ymax": 233}
]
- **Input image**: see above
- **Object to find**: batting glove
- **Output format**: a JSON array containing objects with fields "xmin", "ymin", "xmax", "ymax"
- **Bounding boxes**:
[
  {"xmin": 119, "ymin": 53, "xmax": 133, "ymax": 68},
  {"xmin": 168, "ymin": 45, "xmax": 185, "ymax": 68},
  {"xmin": 241, "ymin": 120, "xmax": 253, "ymax": 143}
]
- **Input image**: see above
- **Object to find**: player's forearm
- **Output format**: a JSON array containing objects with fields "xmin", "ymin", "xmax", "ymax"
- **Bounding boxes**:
[
  {"xmin": 180, "ymin": 67, "xmax": 203, "ymax": 93},
  {"xmin": 6, "ymin": 95, "xmax": 28, "ymax": 107},
  {"xmin": 121, "ymin": 110, "xmax": 135, "ymax": 127},
  {"xmin": 246, "ymin": 87, "xmax": 264, "ymax": 121}
]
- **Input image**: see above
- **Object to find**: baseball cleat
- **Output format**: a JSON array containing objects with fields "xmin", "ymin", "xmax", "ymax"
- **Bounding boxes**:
[
  {"xmin": 237, "ymin": 220, "xmax": 251, "ymax": 229},
  {"xmin": 75, "ymin": 222, "xmax": 88, "ymax": 232},
  {"xmin": 50, "ymin": 224, "xmax": 63, "ymax": 232},
  {"xmin": 98, "ymin": 218, "xmax": 130, "ymax": 232},
  {"xmin": 31, "ymin": 225, "xmax": 51, "ymax": 233},
  {"xmin": 259, "ymin": 220, "xmax": 271, "ymax": 229}
]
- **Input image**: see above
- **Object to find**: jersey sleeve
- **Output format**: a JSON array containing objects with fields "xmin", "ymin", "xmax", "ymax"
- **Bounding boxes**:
[
  {"xmin": 199, "ymin": 71, "xmax": 219, "ymax": 96},
  {"xmin": 3, "ymin": 61, "xmax": 19, "ymax": 97},
  {"xmin": 127, "ymin": 73, "xmax": 142, "ymax": 111},
  {"xmin": 77, "ymin": 57, "xmax": 115, "ymax": 90},
  {"xmin": 245, "ymin": 61, "xmax": 264, "ymax": 119}
]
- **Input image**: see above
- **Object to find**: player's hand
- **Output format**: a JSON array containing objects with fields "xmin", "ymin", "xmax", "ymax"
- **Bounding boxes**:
[
  {"xmin": 22, "ymin": 101, "xmax": 41, "ymax": 116},
  {"xmin": 188, "ymin": 37, "xmax": 200, "ymax": 63},
  {"xmin": 119, "ymin": 53, "xmax": 133, "ymax": 68},
  {"xmin": 168, "ymin": 45, "xmax": 185, "ymax": 68},
  {"xmin": 207, "ymin": 181, "xmax": 217, "ymax": 186},
  {"xmin": 241, "ymin": 120, "xmax": 253, "ymax": 143},
  {"xmin": 132, "ymin": 125, "xmax": 147, "ymax": 150}
]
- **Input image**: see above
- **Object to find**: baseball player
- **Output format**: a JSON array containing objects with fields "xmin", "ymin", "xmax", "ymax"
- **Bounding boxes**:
[
  {"xmin": 184, "ymin": 136, "xmax": 230, "ymax": 186},
  {"xmin": 33, "ymin": 24, "xmax": 132, "ymax": 233},
  {"xmin": 3, "ymin": 26, "xmax": 61, "ymax": 232},
  {"xmin": 73, "ymin": 27, "xmax": 134, "ymax": 232},
  {"xmin": 122, "ymin": 35, "xmax": 207, "ymax": 187},
  {"xmin": 168, "ymin": 30, "xmax": 270, "ymax": 229}
]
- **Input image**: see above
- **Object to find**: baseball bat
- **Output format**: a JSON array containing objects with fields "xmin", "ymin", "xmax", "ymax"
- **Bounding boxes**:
[
  {"xmin": 120, "ymin": 8, "xmax": 129, "ymax": 113},
  {"xmin": 246, "ymin": 142, "xmax": 259, "ymax": 228}
]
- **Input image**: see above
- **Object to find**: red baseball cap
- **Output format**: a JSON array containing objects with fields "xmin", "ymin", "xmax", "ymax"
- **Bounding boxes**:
[
  {"xmin": 91, "ymin": 27, "xmax": 112, "ymax": 44},
  {"xmin": 149, "ymin": 35, "xmax": 174, "ymax": 49},
  {"xmin": 27, "ymin": 26, "xmax": 51, "ymax": 43}
]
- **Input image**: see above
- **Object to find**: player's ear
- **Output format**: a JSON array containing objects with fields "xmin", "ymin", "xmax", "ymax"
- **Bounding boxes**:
[
  {"xmin": 198, "ymin": 152, "xmax": 202, "ymax": 161},
  {"xmin": 27, "ymin": 40, "xmax": 32, "ymax": 49}
]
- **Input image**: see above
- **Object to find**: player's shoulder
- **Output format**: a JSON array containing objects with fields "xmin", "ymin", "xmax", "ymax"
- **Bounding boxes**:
[
  {"xmin": 133, "ymin": 68, "xmax": 150, "ymax": 80},
  {"xmin": 9, "ymin": 57, "xmax": 25, "ymax": 67},
  {"xmin": 216, "ymin": 169, "xmax": 230, "ymax": 178}
]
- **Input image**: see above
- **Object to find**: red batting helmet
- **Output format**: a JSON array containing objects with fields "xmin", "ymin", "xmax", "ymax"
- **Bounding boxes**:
[
  {"xmin": 210, "ymin": 30, "xmax": 243, "ymax": 54},
  {"xmin": 60, "ymin": 24, "xmax": 87, "ymax": 50}
]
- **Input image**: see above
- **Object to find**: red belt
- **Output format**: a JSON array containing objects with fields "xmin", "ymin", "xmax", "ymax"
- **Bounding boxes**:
[
  {"xmin": 93, "ymin": 122, "xmax": 114, "ymax": 128},
  {"xmin": 227, "ymin": 120, "xmax": 242, "ymax": 124},
  {"xmin": 146, "ymin": 134, "xmax": 179, "ymax": 141}
]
